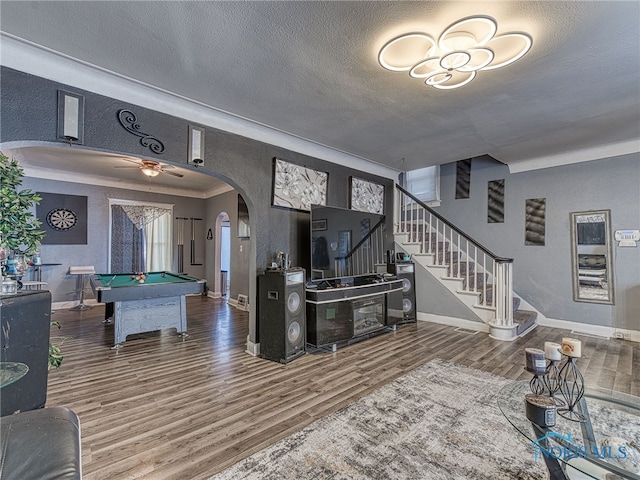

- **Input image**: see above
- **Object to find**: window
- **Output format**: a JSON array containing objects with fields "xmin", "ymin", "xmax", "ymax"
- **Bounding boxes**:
[
  {"xmin": 109, "ymin": 199, "xmax": 173, "ymax": 272},
  {"xmin": 401, "ymin": 165, "xmax": 440, "ymax": 205}
]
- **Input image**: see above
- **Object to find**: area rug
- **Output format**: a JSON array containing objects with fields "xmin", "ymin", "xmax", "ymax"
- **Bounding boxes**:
[{"xmin": 210, "ymin": 359, "xmax": 547, "ymax": 480}]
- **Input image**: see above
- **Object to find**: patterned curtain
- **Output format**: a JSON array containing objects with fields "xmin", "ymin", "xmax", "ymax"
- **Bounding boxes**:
[
  {"xmin": 120, "ymin": 205, "xmax": 170, "ymax": 231},
  {"xmin": 111, "ymin": 205, "xmax": 144, "ymax": 272},
  {"xmin": 111, "ymin": 204, "xmax": 172, "ymax": 272}
]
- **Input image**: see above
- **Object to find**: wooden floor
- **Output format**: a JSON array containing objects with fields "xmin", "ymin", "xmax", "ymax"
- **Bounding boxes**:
[{"xmin": 46, "ymin": 297, "xmax": 639, "ymax": 480}]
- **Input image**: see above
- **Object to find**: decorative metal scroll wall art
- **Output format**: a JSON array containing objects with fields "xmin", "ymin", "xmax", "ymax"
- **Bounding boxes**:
[
  {"xmin": 487, "ymin": 179, "xmax": 505, "ymax": 223},
  {"xmin": 117, "ymin": 109, "xmax": 165, "ymax": 154},
  {"xmin": 525, "ymin": 198, "xmax": 546, "ymax": 246},
  {"xmin": 350, "ymin": 177, "xmax": 384, "ymax": 214},
  {"xmin": 272, "ymin": 158, "xmax": 328, "ymax": 212}
]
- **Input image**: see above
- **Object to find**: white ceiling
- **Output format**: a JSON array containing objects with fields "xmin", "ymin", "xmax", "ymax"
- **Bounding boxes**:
[{"xmin": 1, "ymin": 1, "xmax": 639, "ymax": 195}]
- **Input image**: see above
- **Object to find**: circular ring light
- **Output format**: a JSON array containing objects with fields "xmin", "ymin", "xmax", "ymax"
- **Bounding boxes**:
[
  {"xmin": 378, "ymin": 33, "xmax": 436, "ymax": 72},
  {"xmin": 425, "ymin": 72, "xmax": 453, "ymax": 86},
  {"xmin": 440, "ymin": 51, "xmax": 471, "ymax": 70},
  {"xmin": 457, "ymin": 47, "xmax": 494, "ymax": 72},
  {"xmin": 482, "ymin": 33, "xmax": 532, "ymax": 71},
  {"xmin": 409, "ymin": 57, "xmax": 442, "ymax": 78},
  {"xmin": 438, "ymin": 16, "xmax": 497, "ymax": 52},
  {"xmin": 432, "ymin": 70, "xmax": 476, "ymax": 90}
]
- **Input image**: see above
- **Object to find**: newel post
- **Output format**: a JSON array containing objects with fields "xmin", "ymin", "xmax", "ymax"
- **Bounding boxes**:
[{"xmin": 489, "ymin": 258, "xmax": 517, "ymax": 341}]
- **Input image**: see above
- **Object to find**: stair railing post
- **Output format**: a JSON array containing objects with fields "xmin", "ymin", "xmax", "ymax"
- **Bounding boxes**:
[{"xmin": 494, "ymin": 259, "xmax": 514, "ymax": 326}]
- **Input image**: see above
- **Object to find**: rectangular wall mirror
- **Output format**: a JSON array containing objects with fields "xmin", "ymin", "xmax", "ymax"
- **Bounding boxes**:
[{"xmin": 570, "ymin": 210, "xmax": 614, "ymax": 304}]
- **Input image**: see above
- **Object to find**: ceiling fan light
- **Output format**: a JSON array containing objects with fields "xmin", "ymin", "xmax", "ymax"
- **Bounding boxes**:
[{"xmin": 142, "ymin": 167, "xmax": 160, "ymax": 177}]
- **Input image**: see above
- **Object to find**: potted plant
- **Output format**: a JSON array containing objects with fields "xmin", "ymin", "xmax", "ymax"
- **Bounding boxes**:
[
  {"xmin": 0, "ymin": 153, "xmax": 45, "ymax": 259},
  {"xmin": 0, "ymin": 153, "xmax": 63, "ymax": 369}
]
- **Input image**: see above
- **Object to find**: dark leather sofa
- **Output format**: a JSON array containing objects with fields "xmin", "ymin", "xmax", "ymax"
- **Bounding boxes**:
[{"xmin": 0, "ymin": 407, "xmax": 82, "ymax": 479}]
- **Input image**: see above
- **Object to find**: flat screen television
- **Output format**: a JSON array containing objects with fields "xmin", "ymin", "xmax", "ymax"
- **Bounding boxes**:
[{"xmin": 310, "ymin": 204, "xmax": 385, "ymax": 280}]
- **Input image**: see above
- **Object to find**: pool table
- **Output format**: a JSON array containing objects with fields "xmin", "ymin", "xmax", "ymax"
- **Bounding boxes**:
[{"xmin": 89, "ymin": 271, "xmax": 206, "ymax": 348}]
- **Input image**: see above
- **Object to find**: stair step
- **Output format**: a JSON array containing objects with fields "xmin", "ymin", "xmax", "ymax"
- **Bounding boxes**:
[
  {"xmin": 461, "ymin": 273, "xmax": 487, "ymax": 290},
  {"xmin": 514, "ymin": 309, "xmax": 537, "ymax": 335}
]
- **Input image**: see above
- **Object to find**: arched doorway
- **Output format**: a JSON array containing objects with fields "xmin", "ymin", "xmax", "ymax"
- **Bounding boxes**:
[{"xmin": 213, "ymin": 212, "xmax": 230, "ymax": 298}]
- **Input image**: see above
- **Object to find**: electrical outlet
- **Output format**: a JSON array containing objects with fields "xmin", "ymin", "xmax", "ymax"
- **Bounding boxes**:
[{"xmin": 613, "ymin": 332, "xmax": 624, "ymax": 339}]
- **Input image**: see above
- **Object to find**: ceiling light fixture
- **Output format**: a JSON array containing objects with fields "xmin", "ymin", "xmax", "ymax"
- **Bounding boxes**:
[
  {"xmin": 141, "ymin": 167, "xmax": 160, "ymax": 177},
  {"xmin": 378, "ymin": 15, "xmax": 532, "ymax": 90}
]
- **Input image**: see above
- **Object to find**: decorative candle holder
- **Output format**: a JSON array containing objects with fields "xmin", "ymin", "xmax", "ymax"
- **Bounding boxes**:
[
  {"xmin": 529, "ymin": 374, "xmax": 545, "ymax": 395},
  {"xmin": 557, "ymin": 355, "xmax": 586, "ymax": 422},
  {"xmin": 524, "ymin": 348, "xmax": 547, "ymax": 395},
  {"xmin": 542, "ymin": 359, "xmax": 565, "ymax": 407}
]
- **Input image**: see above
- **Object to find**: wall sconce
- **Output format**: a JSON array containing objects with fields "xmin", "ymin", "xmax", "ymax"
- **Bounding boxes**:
[
  {"xmin": 57, "ymin": 90, "xmax": 84, "ymax": 144},
  {"xmin": 188, "ymin": 125, "xmax": 205, "ymax": 167}
]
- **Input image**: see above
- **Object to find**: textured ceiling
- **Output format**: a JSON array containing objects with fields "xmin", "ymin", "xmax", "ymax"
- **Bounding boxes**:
[{"xmin": 1, "ymin": 1, "xmax": 639, "ymax": 182}]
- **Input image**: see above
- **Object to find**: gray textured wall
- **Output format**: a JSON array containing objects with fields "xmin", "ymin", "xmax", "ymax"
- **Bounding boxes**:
[
  {"xmin": 434, "ymin": 154, "xmax": 640, "ymax": 331},
  {"xmin": 205, "ymin": 190, "xmax": 251, "ymax": 301},
  {"xmin": 20, "ymin": 177, "xmax": 207, "ymax": 305},
  {"xmin": 1, "ymin": 67, "xmax": 394, "ymax": 343}
]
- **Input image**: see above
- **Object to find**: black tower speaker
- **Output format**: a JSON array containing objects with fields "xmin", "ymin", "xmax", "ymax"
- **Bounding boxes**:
[
  {"xmin": 388, "ymin": 262, "xmax": 416, "ymax": 323},
  {"xmin": 258, "ymin": 269, "xmax": 306, "ymax": 363}
]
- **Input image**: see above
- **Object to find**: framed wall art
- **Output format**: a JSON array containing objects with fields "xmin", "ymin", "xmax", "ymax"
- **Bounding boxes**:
[
  {"xmin": 349, "ymin": 177, "xmax": 384, "ymax": 214},
  {"xmin": 487, "ymin": 179, "xmax": 505, "ymax": 223},
  {"xmin": 525, "ymin": 198, "xmax": 546, "ymax": 246},
  {"xmin": 272, "ymin": 158, "xmax": 328, "ymax": 212},
  {"xmin": 312, "ymin": 219, "xmax": 327, "ymax": 231}
]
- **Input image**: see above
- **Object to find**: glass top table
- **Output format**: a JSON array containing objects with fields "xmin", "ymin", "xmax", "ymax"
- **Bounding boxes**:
[
  {"xmin": 498, "ymin": 381, "xmax": 640, "ymax": 480},
  {"xmin": 0, "ymin": 362, "xmax": 29, "ymax": 388}
]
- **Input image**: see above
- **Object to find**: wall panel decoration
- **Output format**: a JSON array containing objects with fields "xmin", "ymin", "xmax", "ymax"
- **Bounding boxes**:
[
  {"xmin": 37, "ymin": 192, "xmax": 88, "ymax": 244},
  {"xmin": 487, "ymin": 179, "xmax": 505, "ymax": 223},
  {"xmin": 350, "ymin": 177, "xmax": 384, "ymax": 214},
  {"xmin": 525, "ymin": 198, "xmax": 546, "ymax": 246},
  {"xmin": 455, "ymin": 158, "xmax": 472, "ymax": 199},
  {"xmin": 272, "ymin": 158, "xmax": 328, "ymax": 212}
]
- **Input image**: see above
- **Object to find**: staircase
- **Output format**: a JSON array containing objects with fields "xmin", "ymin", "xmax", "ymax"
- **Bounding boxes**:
[{"xmin": 394, "ymin": 185, "xmax": 538, "ymax": 340}]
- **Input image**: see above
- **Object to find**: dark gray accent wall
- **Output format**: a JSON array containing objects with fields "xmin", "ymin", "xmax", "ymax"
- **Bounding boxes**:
[
  {"xmin": 434, "ymin": 154, "xmax": 640, "ymax": 331},
  {"xmin": 1, "ymin": 67, "xmax": 394, "ymax": 343}
]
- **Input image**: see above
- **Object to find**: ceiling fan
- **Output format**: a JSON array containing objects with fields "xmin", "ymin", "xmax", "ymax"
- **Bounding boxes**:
[{"xmin": 115, "ymin": 158, "xmax": 184, "ymax": 178}]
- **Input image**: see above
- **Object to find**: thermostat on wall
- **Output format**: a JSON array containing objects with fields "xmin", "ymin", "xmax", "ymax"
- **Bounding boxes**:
[{"xmin": 614, "ymin": 230, "xmax": 639, "ymax": 247}]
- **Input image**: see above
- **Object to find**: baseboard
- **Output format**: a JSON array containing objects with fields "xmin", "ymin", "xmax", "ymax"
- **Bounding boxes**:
[
  {"xmin": 207, "ymin": 291, "xmax": 222, "ymax": 299},
  {"xmin": 417, "ymin": 312, "xmax": 490, "ymax": 333},
  {"xmin": 537, "ymin": 317, "xmax": 640, "ymax": 343},
  {"xmin": 52, "ymin": 299, "xmax": 100, "ymax": 310},
  {"xmin": 245, "ymin": 336, "xmax": 259, "ymax": 356}
]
